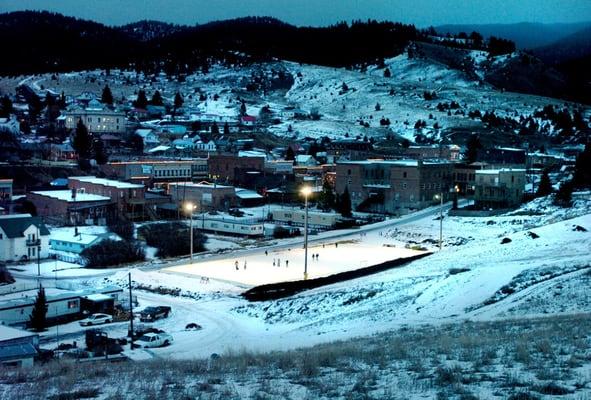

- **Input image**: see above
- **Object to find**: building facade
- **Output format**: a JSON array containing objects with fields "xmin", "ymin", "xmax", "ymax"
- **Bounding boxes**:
[
  {"xmin": 208, "ymin": 154, "xmax": 265, "ymax": 184},
  {"xmin": 474, "ymin": 169, "xmax": 526, "ymax": 209},
  {"xmin": 336, "ymin": 160, "xmax": 454, "ymax": 213},
  {"xmin": 168, "ymin": 182, "xmax": 237, "ymax": 212},
  {"xmin": 0, "ymin": 214, "xmax": 50, "ymax": 262},
  {"xmin": 64, "ymin": 104, "xmax": 126, "ymax": 134}
]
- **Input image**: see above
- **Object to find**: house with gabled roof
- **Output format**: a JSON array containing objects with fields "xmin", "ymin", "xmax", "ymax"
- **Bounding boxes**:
[{"xmin": 0, "ymin": 214, "xmax": 50, "ymax": 262}]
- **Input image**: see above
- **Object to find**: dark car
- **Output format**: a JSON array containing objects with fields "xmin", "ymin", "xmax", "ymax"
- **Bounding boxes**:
[{"xmin": 139, "ymin": 306, "xmax": 171, "ymax": 322}]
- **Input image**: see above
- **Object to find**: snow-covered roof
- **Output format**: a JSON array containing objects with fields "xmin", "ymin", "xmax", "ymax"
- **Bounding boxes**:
[
  {"xmin": 147, "ymin": 145, "xmax": 171, "ymax": 153},
  {"xmin": 69, "ymin": 176, "xmax": 144, "ymax": 189},
  {"xmin": 476, "ymin": 168, "xmax": 527, "ymax": 175},
  {"xmin": 235, "ymin": 188, "xmax": 263, "ymax": 199},
  {"xmin": 0, "ymin": 325, "xmax": 37, "ymax": 341},
  {"xmin": 31, "ymin": 190, "xmax": 111, "ymax": 202},
  {"xmin": 238, "ymin": 150, "xmax": 266, "ymax": 158},
  {"xmin": 83, "ymin": 293, "xmax": 112, "ymax": 302},
  {"xmin": 169, "ymin": 182, "xmax": 233, "ymax": 189},
  {"xmin": 50, "ymin": 231, "xmax": 101, "ymax": 245}
]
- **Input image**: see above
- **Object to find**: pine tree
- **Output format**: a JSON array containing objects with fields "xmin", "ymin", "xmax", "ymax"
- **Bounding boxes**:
[
  {"xmin": 0, "ymin": 95, "xmax": 13, "ymax": 118},
  {"xmin": 73, "ymin": 119, "xmax": 92, "ymax": 159},
  {"xmin": 285, "ymin": 146, "xmax": 295, "ymax": 161},
  {"xmin": 211, "ymin": 121, "xmax": 219, "ymax": 134},
  {"xmin": 554, "ymin": 180, "xmax": 573, "ymax": 207},
  {"xmin": 319, "ymin": 180, "xmax": 335, "ymax": 211},
  {"xmin": 30, "ymin": 286, "xmax": 48, "ymax": 332},
  {"xmin": 101, "ymin": 84, "xmax": 113, "ymax": 105},
  {"xmin": 573, "ymin": 143, "xmax": 591, "ymax": 188},
  {"xmin": 174, "ymin": 92, "xmax": 184, "ymax": 109},
  {"xmin": 536, "ymin": 170, "xmax": 553, "ymax": 197},
  {"xmin": 464, "ymin": 134, "xmax": 482, "ymax": 163},
  {"xmin": 151, "ymin": 90, "xmax": 163, "ymax": 106},
  {"xmin": 223, "ymin": 122, "xmax": 230, "ymax": 135},
  {"xmin": 134, "ymin": 90, "xmax": 148, "ymax": 109},
  {"xmin": 340, "ymin": 186, "xmax": 352, "ymax": 217},
  {"xmin": 239, "ymin": 100, "xmax": 247, "ymax": 116},
  {"xmin": 92, "ymin": 137, "xmax": 108, "ymax": 164},
  {"xmin": 383, "ymin": 68, "xmax": 391, "ymax": 78}
]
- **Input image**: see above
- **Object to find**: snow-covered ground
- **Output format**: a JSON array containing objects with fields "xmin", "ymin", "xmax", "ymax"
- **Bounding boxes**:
[{"xmin": 15, "ymin": 194, "xmax": 585, "ymax": 363}]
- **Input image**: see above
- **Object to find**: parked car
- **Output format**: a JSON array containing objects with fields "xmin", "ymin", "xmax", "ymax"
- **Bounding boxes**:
[
  {"xmin": 135, "ymin": 332, "xmax": 173, "ymax": 348},
  {"xmin": 79, "ymin": 313, "xmax": 113, "ymax": 326},
  {"xmin": 139, "ymin": 306, "xmax": 171, "ymax": 322}
]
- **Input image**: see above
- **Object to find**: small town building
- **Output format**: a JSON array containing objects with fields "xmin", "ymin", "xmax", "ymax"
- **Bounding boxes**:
[
  {"xmin": 271, "ymin": 208, "xmax": 342, "ymax": 229},
  {"xmin": 28, "ymin": 190, "xmax": 112, "ymax": 226},
  {"xmin": 0, "ymin": 214, "xmax": 50, "ymax": 262},
  {"xmin": 208, "ymin": 154, "xmax": 265, "ymax": 184},
  {"xmin": 0, "ymin": 285, "xmax": 123, "ymax": 327},
  {"xmin": 0, "ymin": 325, "xmax": 39, "ymax": 368},
  {"xmin": 168, "ymin": 181, "xmax": 237, "ymax": 212},
  {"xmin": 474, "ymin": 168, "xmax": 526, "ymax": 209},
  {"xmin": 63, "ymin": 103, "xmax": 126, "ymax": 134},
  {"xmin": 336, "ymin": 160, "xmax": 454, "ymax": 214}
]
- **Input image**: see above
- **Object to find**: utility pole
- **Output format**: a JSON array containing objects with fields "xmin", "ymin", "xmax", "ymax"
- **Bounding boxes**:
[
  {"xmin": 439, "ymin": 190, "xmax": 443, "ymax": 251},
  {"xmin": 128, "ymin": 272, "xmax": 134, "ymax": 349}
]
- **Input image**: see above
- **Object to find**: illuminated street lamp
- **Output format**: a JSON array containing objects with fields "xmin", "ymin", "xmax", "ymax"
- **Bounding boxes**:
[
  {"xmin": 184, "ymin": 202, "xmax": 196, "ymax": 262},
  {"xmin": 301, "ymin": 186, "xmax": 312, "ymax": 280},
  {"xmin": 434, "ymin": 192, "xmax": 443, "ymax": 250}
]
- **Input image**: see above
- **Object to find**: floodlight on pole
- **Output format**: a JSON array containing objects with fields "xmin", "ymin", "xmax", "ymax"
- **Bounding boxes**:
[
  {"xmin": 184, "ymin": 202, "xmax": 196, "ymax": 262},
  {"xmin": 301, "ymin": 186, "xmax": 312, "ymax": 280}
]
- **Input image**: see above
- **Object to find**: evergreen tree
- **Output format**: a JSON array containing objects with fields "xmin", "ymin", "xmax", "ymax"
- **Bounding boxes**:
[
  {"xmin": 133, "ymin": 90, "xmax": 148, "ymax": 109},
  {"xmin": 223, "ymin": 122, "xmax": 230, "ymax": 135},
  {"xmin": 285, "ymin": 146, "xmax": 295, "ymax": 161},
  {"xmin": 573, "ymin": 143, "xmax": 591, "ymax": 188},
  {"xmin": 211, "ymin": 121, "xmax": 219, "ymax": 134},
  {"xmin": 554, "ymin": 180, "xmax": 573, "ymax": 207},
  {"xmin": 101, "ymin": 84, "xmax": 113, "ymax": 105},
  {"xmin": 383, "ymin": 68, "xmax": 391, "ymax": 78},
  {"xmin": 319, "ymin": 180, "xmax": 335, "ymax": 211},
  {"xmin": 92, "ymin": 137, "xmax": 108, "ymax": 164},
  {"xmin": 151, "ymin": 90, "xmax": 163, "ymax": 106},
  {"xmin": 29, "ymin": 285, "xmax": 48, "ymax": 332},
  {"xmin": 129, "ymin": 133, "xmax": 144, "ymax": 154},
  {"xmin": 174, "ymin": 92, "xmax": 184, "ymax": 109},
  {"xmin": 239, "ymin": 100, "xmax": 247, "ymax": 116},
  {"xmin": 0, "ymin": 95, "xmax": 13, "ymax": 118},
  {"xmin": 464, "ymin": 134, "xmax": 482, "ymax": 163},
  {"xmin": 73, "ymin": 119, "xmax": 92, "ymax": 159},
  {"xmin": 536, "ymin": 170, "xmax": 553, "ymax": 197},
  {"xmin": 340, "ymin": 186, "xmax": 352, "ymax": 217}
]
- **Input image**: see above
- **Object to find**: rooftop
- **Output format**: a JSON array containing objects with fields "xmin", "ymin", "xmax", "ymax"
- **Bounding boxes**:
[
  {"xmin": 0, "ymin": 324, "xmax": 38, "ymax": 341},
  {"xmin": 31, "ymin": 190, "xmax": 111, "ymax": 203},
  {"xmin": 69, "ymin": 176, "xmax": 144, "ymax": 189},
  {"xmin": 50, "ymin": 231, "xmax": 101, "ymax": 245}
]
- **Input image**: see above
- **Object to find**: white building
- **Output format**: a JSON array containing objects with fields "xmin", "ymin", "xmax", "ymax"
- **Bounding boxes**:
[
  {"xmin": 64, "ymin": 101, "xmax": 126, "ymax": 134},
  {"xmin": 134, "ymin": 128, "xmax": 160, "ymax": 147},
  {"xmin": 0, "ymin": 214, "xmax": 50, "ymax": 262}
]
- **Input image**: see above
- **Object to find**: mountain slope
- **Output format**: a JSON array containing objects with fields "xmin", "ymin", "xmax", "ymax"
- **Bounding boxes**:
[{"xmin": 436, "ymin": 21, "xmax": 591, "ymax": 49}]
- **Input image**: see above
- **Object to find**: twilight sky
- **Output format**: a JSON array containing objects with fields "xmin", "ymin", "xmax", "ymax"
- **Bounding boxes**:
[{"xmin": 0, "ymin": 0, "xmax": 590, "ymax": 27}]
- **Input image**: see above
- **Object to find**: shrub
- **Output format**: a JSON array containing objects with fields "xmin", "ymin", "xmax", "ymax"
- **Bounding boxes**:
[
  {"xmin": 107, "ymin": 217, "xmax": 135, "ymax": 241},
  {"xmin": 138, "ymin": 222, "xmax": 207, "ymax": 258},
  {"xmin": 0, "ymin": 264, "xmax": 15, "ymax": 284},
  {"xmin": 81, "ymin": 239, "xmax": 145, "ymax": 268}
]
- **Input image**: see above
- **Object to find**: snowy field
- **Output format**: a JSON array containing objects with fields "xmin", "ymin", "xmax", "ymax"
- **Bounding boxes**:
[{"xmin": 166, "ymin": 236, "xmax": 425, "ymax": 286}]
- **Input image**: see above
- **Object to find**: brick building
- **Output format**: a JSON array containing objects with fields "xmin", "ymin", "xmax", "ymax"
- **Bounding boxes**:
[
  {"xmin": 474, "ymin": 169, "xmax": 526, "ymax": 209},
  {"xmin": 102, "ymin": 159, "xmax": 208, "ymax": 186},
  {"xmin": 168, "ymin": 182, "xmax": 237, "ymax": 212},
  {"xmin": 336, "ymin": 160, "xmax": 454, "ymax": 213},
  {"xmin": 28, "ymin": 190, "xmax": 112, "ymax": 226},
  {"xmin": 208, "ymin": 154, "xmax": 265, "ymax": 185}
]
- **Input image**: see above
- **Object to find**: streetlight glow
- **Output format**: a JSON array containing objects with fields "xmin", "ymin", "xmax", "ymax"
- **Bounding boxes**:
[
  {"xmin": 301, "ymin": 185, "xmax": 312, "ymax": 281},
  {"xmin": 301, "ymin": 186, "xmax": 312, "ymax": 197}
]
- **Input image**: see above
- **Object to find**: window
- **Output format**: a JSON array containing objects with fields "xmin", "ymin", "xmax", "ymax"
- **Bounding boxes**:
[
  {"xmin": 0, "ymin": 233, "xmax": 3, "ymax": 239},
  {"xmin": 67, "ymin": 300, "xmax": 78, "ymax": 309},
  {"xmin": 403, "ymin": 172, "xmax": 407, "ymax": 178},
  {"xmin": 402, "ymin": 183, "xmax": 407, "ymax": 189}
]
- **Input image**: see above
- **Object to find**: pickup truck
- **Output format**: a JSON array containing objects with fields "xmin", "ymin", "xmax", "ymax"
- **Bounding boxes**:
[
  {"xmin": 139, "ymin": 306, "xmax": 171, "ymax": 322},
  {"xmin": 135, "ymin": 332, "xmax": 173, "ymax": 348}
]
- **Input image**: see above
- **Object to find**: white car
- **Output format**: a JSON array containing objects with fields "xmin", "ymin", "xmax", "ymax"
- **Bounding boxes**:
[
  {"xmin": 79, "ymin": 313, "xmax": 113, "ymax": 326},
  {"xmin": 136, "ymin": 332, "xmax": 173, "ymax": 348}
]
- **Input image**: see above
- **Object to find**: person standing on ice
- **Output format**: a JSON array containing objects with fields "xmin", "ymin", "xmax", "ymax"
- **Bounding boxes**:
[
  {"xmin": 265, "ymin": 250, "xmax": 268, "ymax": 256},
  {"xmin": 273, "ymin": 259, "xmax": 276, "ymax": 266},
  {"xmin": 285, "ymin": 260, "xmax": 289, "ymax": 267},
  {"xmin": 235, "ymin": 260, "xmax": 239, "ymax": 270},
  {"xmin": 278, "ymin": 258, "xmax": 280, "ymax": 267},
  {"xmin": 244, "ymin": 260, "xmax": 247, "ymax": 270}
]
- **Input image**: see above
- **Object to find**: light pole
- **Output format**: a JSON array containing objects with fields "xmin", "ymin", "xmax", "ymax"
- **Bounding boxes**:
[
  {"xmin": 434, "ymin": 192, "xmax": 443, "ymax": 250},
  {"xmin": 301, "ymin": 186, "xmax": 312, "ymax": 280},
  {"xmin": 184, "ymin": 202, "xmax": 196, "ymax": 262}
]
